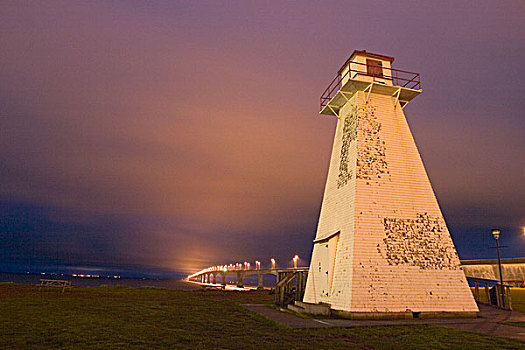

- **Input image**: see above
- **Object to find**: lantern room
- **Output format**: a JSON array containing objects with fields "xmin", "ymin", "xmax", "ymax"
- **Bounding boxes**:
[
  {"xmin": 320, "ymin": 50, "xmax": 422, "ymax": 116},
  {"xmin": 339, "ymin": 50, "xmax": 394, "ymax": 86}
]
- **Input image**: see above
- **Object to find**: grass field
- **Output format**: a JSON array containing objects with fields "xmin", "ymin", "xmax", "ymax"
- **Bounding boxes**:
[
  {"xmin": 1, "ymin": 283, "xmax": 525, "ymax": 349},
  {"xmin": 511, "ymin": 288, "xmax": 525, "ymax": 313}
]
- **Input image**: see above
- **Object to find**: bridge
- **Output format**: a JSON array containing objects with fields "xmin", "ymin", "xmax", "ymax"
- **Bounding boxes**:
[
  {"xmin": 188, "ymin": 264, "xmax": 308, "ymax": 306},
  {"xmin": 187, "ymin": 265, "xmax": 308, "ymax": 290},
  {"xmin": 461, "ymin": 258, "xmax": 525, "ymax": 286}
]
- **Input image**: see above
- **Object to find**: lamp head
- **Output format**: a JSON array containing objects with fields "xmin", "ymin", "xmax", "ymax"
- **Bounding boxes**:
[{"xmin": 492, "ymin": 229, "xmax": 501, "ymax": 240}]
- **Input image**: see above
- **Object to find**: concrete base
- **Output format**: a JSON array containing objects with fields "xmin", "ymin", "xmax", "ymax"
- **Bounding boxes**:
[
  {"xmin": 287, "ymin": 301, "xmax": 331, "ymax": 316},
  {"xmin": 288, "ymin": 301, "xmax": 478, "ymax": 319},
  {"xmin": 331, "ymin": 309, "xmax": 479, "ymax": 320}
]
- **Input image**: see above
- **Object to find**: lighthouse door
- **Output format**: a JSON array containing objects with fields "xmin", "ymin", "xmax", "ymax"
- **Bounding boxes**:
[
  {"xmin": 315, "ymin": 232, "xmax": 340, "ymax": 298},
  {"xmin": 317, "ymin": 243, "xmax": 330, "ymax": 297}
]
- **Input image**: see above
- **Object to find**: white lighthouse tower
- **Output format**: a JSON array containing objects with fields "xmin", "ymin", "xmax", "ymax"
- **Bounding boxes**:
[{"xmin": 303, "ymin": 50, "xmax": 478, "ymax": 317}]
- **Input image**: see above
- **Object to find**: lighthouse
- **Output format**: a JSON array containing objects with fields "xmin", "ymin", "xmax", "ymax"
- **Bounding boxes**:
[{"xmin": 303, "ymin": 50, "xmax": 478, "ymax": 317}]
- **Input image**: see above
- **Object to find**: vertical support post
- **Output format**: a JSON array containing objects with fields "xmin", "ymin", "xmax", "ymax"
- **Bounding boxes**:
[
  {"xmin": 274, "ymin": 273, "xmax": 280, "ymax": 305},
  {"xmin": 295, "ymin": 272, "xmax": 301, "ymax": 301},
  {"xmin": 257, "ymin": 273, "xmax": 264, "ymax": 290},
  {"xmin": 236, "ymin": 272, "xmax": 244, "ymax": 288},
  {"xmin": 474, "ymin": 281, "xmax": 479, "ymax": 302},
  {"xmin": 279, "ymin": 284, "xmax": 285, "ymax": 307},
  {"xmin": 506, "ymin": 286, "xmax": 513, "ymax": 310},
  {"xmin": 303, "ymin": 271, "xmax": 308, "ymax": 292},
  {"xmin": 484, "ymin": 283, "xmax": 490, "ymax": 305}
]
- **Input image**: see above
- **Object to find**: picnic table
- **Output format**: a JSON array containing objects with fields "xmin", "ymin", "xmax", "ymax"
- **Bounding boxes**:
[{"xmin": 39, "ymin": 279, "xmax": 72, "ymax": 293}]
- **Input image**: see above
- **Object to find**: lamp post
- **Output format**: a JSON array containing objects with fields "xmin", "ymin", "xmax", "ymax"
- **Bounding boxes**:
[
  {"xmin": 293, "ymin": 255, "xmax": 299, "ymax": 269},
  {"xmin": 492, "ymin": 228, "xmax": 505, "ymax": 307},
  {"xmin": 271, "ymin": 258, "xmax": 276, "ymax": 269}
]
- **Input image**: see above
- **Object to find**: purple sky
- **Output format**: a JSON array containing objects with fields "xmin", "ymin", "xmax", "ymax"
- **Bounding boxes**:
[{"xmin": 1, "ymin": 1, "xmax": 524, "ymax": 274}]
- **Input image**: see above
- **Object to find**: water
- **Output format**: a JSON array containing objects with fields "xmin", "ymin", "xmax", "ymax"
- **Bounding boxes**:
[
  {"xmin": 0, "ymin": 262, "xmax": 186, "ymax": 280},
  {"xmin": 0, "ymin": 273, "xmax": 200, "ymax": 291}
]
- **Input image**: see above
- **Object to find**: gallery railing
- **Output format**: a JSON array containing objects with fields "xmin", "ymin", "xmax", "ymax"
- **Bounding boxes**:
[{"xmin": 320, "ymin": 61, "xmax": 420, "ymax": 110}]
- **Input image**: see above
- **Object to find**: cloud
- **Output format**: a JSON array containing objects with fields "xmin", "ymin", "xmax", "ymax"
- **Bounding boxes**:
[{"xmin": 1, "ymin": 1, "xmax": 524, "ymax": 272}]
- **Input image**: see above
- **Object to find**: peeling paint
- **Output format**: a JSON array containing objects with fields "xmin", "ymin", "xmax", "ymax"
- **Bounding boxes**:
[
  {"xmin": 379, "ymin": 213, "xmax": 459, "ymax": 270},
  {"xmin": 356, "ymin": 101, "xmax": 389, "ymax": 184},
  {"xmin": 337, "ymin": 106, "xmax": 358, "ymax": 188}
]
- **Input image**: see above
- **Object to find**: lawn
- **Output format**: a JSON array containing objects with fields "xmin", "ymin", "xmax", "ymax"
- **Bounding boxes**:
[
  {"xmin": 511, "ymin": 288, "xmax": 525, "ymax": 313},
  {"xmin": 1, "ymin": 283, "xmax": 524, "ymax": 349}
]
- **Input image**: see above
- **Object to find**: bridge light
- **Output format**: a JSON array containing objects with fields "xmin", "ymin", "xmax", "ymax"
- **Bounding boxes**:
[
  {"xmin": 271, "ymin": 258, "xmax": 276, "ymax": 269},
  {"xmin": 293, "ymin": 255, "xmax": 299, "ymax": 268}
]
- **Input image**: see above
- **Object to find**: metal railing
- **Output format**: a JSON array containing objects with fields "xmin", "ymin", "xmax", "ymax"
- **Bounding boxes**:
[
  {"xmin": 320, "ymin": 61, "xmax": 421, "ymax": 110},
  {"xmin": 467, "ymin": 277, "xmax": 513, "ymax": 310}
]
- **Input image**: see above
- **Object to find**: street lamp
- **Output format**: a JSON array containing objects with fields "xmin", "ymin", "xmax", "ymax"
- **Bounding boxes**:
[
  {"xmin": 255, "ymin": 260, "xmax": 260, "ymax": 270},
  {"xmin": 293, "ymin": 255, "xmax": 299, "ymax": 269},
  {"xmin": 492, "ymin": 228, "xmax": 505, "ymax": 307},
  {"xmin": 271, "ymin": 258, "xmax": 276, "ymax": 269}
]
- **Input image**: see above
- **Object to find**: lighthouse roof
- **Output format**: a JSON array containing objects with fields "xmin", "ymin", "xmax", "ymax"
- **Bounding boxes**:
[{"xmin": 338, "ymin": 50, "xmax": 395, "ymax": 74}]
